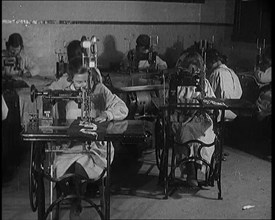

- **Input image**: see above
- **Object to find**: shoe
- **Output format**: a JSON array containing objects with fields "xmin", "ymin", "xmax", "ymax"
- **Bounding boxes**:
[
  {"xmin": 187, "ymin": 178, "xmax": 199, "ymax": 187},
  {"xmin": 186, "ymin": 162, "xmax": 198, "ymax": 187},
  {"xmin": 69, "ymin": 199, "xmax": 82, "ymax": 220},
  {"xmin": 85, "ymin": 183, "xmax": 99, "ymax": 197}
]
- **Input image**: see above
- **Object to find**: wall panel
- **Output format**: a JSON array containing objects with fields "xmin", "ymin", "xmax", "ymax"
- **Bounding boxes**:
[{"xmin": 2, "ymin": 0, "xmax": 235, "ymax": 76}]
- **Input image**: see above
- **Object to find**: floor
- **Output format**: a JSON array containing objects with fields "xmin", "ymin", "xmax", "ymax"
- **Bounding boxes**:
[{"xmin": 1, "ymin": 125, "xmax": 272, "ymax": 220}]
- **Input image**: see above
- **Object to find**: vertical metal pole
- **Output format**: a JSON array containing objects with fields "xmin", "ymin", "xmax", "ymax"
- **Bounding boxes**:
[
  {"xmin": 49, "ymin": 144, "xmax": 54, "ymax": 220},
  {"xmin": 163, "ymin": 108, "xmax": 169, "ymax": 199},
  {"xmin": 218, "ymin": 109, "xmax": 224, "ymax": 200},
  {"xmin": 106, "ymin": 141, "xmax": 111, "ymax": 219},
  {"xmin": 163, "ymin": 73, "xmax": 165, "ymax": 105},
  {"xmin": 37, "ymin": 143, "xmax": 45, "ymax": 220}
]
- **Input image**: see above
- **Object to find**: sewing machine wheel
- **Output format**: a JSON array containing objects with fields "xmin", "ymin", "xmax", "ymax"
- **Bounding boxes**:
[
  {"xmin": 30, "ymin": 85, "xmax": 38, "ymax": 103},
  {"xmin": 127, "ymin": 91, "xmax": 153, "ymax": 118},
  {"xmin": 127, "ymin": 92, "xmax": 137, "ymax": 116},
  {"xmin": 29, "ymin": 143, "xmax": 38, "ymax": 211},
  {"xmin": 136, "ymin": 91, "xmax": 152, "ymax": 114}
]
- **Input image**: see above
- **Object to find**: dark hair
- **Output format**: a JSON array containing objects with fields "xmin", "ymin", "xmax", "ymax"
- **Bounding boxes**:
[
  {"xmin": 67, "ymin": 40, "xmax": 82, "ymax": 63},
  {"xmin": 259, "ymin": 46, "xmax": 271, "ymax": 71},
  {"xmin": 68, "ymin": 57, "xmax": 88, "ymax": 81},
  {"xmin": 206, "ymin": 48, "xmax": 228, "ymax": 65},
  {"xmin": 136, "ymin": 34, "xmax": 150, "ymax": 49},
  {"xmin": 180, "ymin": 51, "xmax": 204, "ymax": 72},
  {"xmin": 262, "ymin": 46, "xmax": 271, "ymax": 65},
  {"xmin": 68, "ymin": 57, "xmax": 102, "ymax": 85},
  {"xmin": 6, "ymin": 33, "xmax": 23, "ymax": 49}
]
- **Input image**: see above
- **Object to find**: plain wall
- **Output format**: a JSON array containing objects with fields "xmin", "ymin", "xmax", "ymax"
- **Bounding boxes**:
[{"xmin": 2, "ymin": 0, "xmax": 256, "ymax": 77}]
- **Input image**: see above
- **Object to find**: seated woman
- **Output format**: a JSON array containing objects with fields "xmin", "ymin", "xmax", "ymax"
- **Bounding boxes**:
[
  {"xmin": 171, "ymin": 52, "xmax": 216, "ymax": 187},
  {"xmin": 2, "ymin": 33, "xmax": 40, "ymax": 78},
  {"xmin": 47, "ymin": 39, "xmax": 102, "ymax": 120},
  {"xmin": 205, "ymin": 48, "xmax": 243, "ymax": 121},
  {"xmin": 120, "ymin": 34, "xmax": 167, "ymax": 72},
  {"xmin": 53, "ymin": 56, "xmax": 128, "ymax": 219},
  {"xmin": 254, "ymin": 46, "xmax": 271, "ymax": 121}
]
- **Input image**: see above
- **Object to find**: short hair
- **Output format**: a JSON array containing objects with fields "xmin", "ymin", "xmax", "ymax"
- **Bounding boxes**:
[
  {"xmin": 206, "ymin": 48, "xmax": 227, "ymax": 65},
  {"xmin": 66, "ymin": 40, "xmax": 82, "ymax": 63},
  {"xmin": 68, "ymin": 56, "xmax": 102, "ymax": 85},
  {"xmin": 259, "ymin": 46, "xmax": 271, "ymax": 71},
  {"xmin": 7, "ymin": 33, "xmax": 23, "ymax": 49},
  {"xmin": 262, "ymin": 46, "xmax": 271, "ymax": 66},
  {"xmin": 136, "ymin": 34, "xmax": 150, "ymax": 49}
]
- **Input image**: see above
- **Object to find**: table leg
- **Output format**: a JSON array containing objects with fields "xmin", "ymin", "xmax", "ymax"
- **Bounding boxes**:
[
  {"xmin": 217, "ymin": 109, "xmax": 224, "ymax": 200},
  {"xmin": 29, "ymin": 142, "xmax": 38, "ymax": 212},
  {"xmin": 36, "ymin": 142, "xmax": 46, "ymax": 220},
  {"xmin": 105, "ymin": 141, "xmax": 111, "ymax": 219},
  {"xmin": 163, "ymin": 110, "xmax": 169, "ymax": 199}
]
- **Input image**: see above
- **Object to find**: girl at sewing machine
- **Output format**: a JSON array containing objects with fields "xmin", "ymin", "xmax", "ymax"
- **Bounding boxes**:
[
  {"xmin": 254, "ymin": 46, "xmax": 271, "ymax": 121},
  {"xmin": 53, "ymin": 56, "xmax": 128, "ymax": 218},
  {"xmin": 120, "ymin": 34, "xmax": 167, "ymax": 72},
  {"xmin": 2, "ymin": 33, "xmax": 40, "ymax": 78},
  {"xmin": 171, "ymin": 51, "xmax": 216, "ymax": 187},
  {"xmin": 205, "ymin": 48, "xmax": 243, "ymax": 121}
]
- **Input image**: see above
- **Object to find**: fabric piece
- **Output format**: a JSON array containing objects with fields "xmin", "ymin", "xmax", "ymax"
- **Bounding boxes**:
[{"xmin": 54, "ymin": 141, "xmax": 114, "ymax": 180}]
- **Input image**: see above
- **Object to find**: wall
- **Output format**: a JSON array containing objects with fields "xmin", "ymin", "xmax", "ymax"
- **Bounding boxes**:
[{"xmin": 2, "ymin": 0, "xmax": 237, "ymax": 77}]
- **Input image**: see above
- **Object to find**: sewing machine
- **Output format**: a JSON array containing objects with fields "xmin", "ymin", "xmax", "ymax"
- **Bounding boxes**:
[
  {"xmin": 127, "ymin": 35, "xmax": 159, "ymax": 74},
  {"xmin": 30, "ymin": 35, "xmax": 100, "ymax": 126},
  {"xmin": 168, "ymin": 67, "xmax": 206, "ymax": 105}
]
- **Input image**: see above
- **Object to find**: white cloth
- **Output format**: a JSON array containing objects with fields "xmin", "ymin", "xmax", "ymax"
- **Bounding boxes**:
[
  {"xmin": 255, "ymin": 67, "xmax": 272, "ymax": 86},
  {"xmin": 2, "ymin": 95, "xmax": 8, "ymax": 120},
  {"xmin": 138, "ymin": 56, "xmax": 167, "ymax": 71},
  {"xmin": 171, "ymin": 79, "xmax": 216, "ymax": 173},
  {"xmin": 209, "ymin": 64, "xmax": 243, "ymax": 120},
  {"xmin": 54, "ymin": 82, "xmax": 128, "ymax": 179},
  {"xmin": 54, "ymin": 141, "xmax": 113, "ymax": 180}
]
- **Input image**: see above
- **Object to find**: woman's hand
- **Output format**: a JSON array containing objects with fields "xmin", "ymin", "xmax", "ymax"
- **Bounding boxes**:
[{"xmin": 94, "ymin": 112, "xmax": 108, "ymax": 123}]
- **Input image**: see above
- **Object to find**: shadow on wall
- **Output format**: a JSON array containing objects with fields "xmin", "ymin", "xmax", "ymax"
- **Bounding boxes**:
[
  {"xmin": 98, "ymin": 35, "xmax": 124, "ymax": 72},
  {"xmin": 162, "ymin": 39, "xmax": 185, "ymax": 69}
]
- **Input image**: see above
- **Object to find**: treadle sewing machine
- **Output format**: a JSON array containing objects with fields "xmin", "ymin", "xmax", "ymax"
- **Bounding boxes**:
[
  {"xmin": 154, "ymin": 66, "xmax": 256, "ymax": 200},
  {"xmin": 22, "ymin": 35, "xmax": 152, "ymax": 220}
]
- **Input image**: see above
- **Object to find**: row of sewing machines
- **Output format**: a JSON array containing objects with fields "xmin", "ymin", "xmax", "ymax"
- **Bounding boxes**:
[
  {"xmin": 29, "ymin": 37, "xmax": 266, "ymax": 125},
  {"xmin": 2, "ymin": 35, "xmax": 267, "ymax": 125}
]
